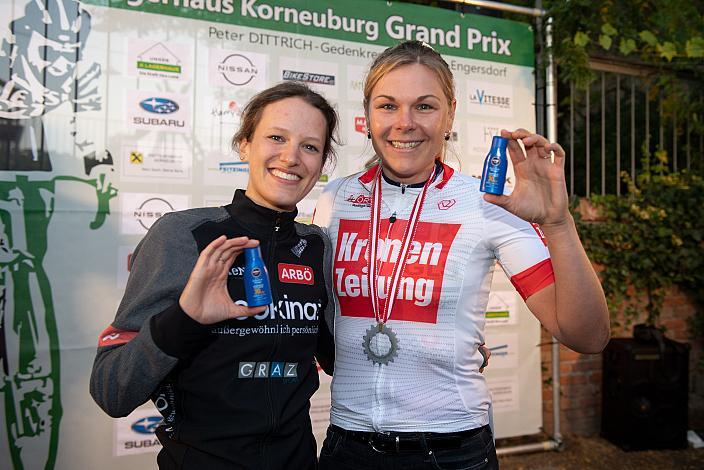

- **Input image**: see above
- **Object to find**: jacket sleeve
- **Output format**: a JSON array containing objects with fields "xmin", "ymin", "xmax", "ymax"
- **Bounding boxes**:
[
  {"xmin": 314, "ymin": 222, "xmax": 336, "ymax": 376},
  {"xmin": 89, "ymin": 212, "xmax": 212, "ymax": 417},
  {"xmin": 316, "ymin": 310, "xmax": 335, "ymax": 376}
]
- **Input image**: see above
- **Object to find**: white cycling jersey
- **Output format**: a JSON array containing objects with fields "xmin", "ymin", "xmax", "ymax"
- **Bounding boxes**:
[{"xmin": 314, "ymin": 162, "xmax": 554, "ymax": 433}]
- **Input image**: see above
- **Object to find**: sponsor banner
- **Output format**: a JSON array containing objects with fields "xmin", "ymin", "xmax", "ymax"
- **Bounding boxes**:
[
  {"xmin": 210, "ymin": 98, "xmax": 243, "ymax": 126},
  {"xmin": 466, "ymin": 80, "xmax": 514, "ymax": 118},
  {"xmin": 126, "ymin": 90, "xmax": 192, "ymax": 133},
  {"xmin": 311, "ymin": 367, "xmax": 333, "ymax": 451},
  {"xmin": 278, "ymin": 56, "xmax": 339, "ymax": 100},
  {"xmin": 295, "ymin": 195, "xmax": 317, "ymax": 224},
  {"xmin": 203, "ymin": 150, "xmax": 251, "ymax": 187},
  {"xmin": 120, "ymin": 192, "xmax": 190, "ymax": 235},
  {"xmin": 488, "ymin": 376, "xmax": 520, "ymax": 413},
  {"xmin": 120, "ymin": 143, "xmax": 192, "ymax": 181},
  {"xmin": 333, "ymin": 219, "xmax": 461, "ymax": 323},
  {"xmin": 117, "ymin": 245, "xmax": 137, "ymax": 290},
  {"xmin": 204, "ymin": 195, "xmax": 233, "ymax": 207},
  {"xmin": 449, "ymin": 58, "xmax": 509, "ymax": 80},
  {"xmin": 464, "ymin": 120, "xmax": 519, "ymax": 185},
  {"xmin": 346, "ymin": 64, "xmax": 366, "ymax": 102},
  {"xmin": 485, "ymin": 291, "xmax": 518, "ymax": 326},
  {"xmin": 208, "ymin": 47, "xmax": 268, "ymax": 90},
  {"xmin": 466, "ymin": 121, "xmax": 507, "ymax": 156},
  {"xmin": 114, "ymin": 408, "xmax": 163, "ymax": 457},
  {"xmin": 127, "ymin": 38, "xmax": 192, "ymax": 81},
  {"xmin": 98, "ymin": 0, "xmax": 534, "ymax": 66},
  {"xmin": 345, "ymin": 109, "xmax": 368, "ymax": 148},
  {"xmin": 484, "ymin": 333, "xmax": 519, "ymax": 369}
]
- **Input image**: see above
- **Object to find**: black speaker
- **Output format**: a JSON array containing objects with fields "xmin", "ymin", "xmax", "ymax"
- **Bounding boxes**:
[{"xmin": 601, "ymin": 336, "xmax": 689, "ymax": 450}]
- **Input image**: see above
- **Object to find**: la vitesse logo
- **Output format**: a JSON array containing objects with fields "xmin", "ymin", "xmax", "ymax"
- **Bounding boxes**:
[{"xmin": 334, "ymin": 219, "xmax": 460, "ymax": 323}]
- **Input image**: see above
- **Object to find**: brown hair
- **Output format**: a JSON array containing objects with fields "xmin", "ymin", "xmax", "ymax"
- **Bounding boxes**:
[
  {"xmin": 363, "ymin": 40, "xmax": 456, "ymax": 167},
  {"xmin": 232, "ymin": 82, "xmax": 339, "ymax": 169}
]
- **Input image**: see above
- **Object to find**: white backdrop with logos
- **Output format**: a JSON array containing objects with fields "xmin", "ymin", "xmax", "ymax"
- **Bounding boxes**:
[{"xmin": 0, "ymin": 1, "xmax": 541, "ymax": 468}]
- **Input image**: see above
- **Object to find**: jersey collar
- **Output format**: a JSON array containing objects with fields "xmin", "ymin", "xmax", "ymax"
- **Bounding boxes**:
[{"xmin": 357, "ymin": 160, "xmax": 454, "ymax": 191}]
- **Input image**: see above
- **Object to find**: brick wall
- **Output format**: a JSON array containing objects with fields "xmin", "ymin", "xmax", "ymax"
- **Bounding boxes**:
[{"xmin": 539, "ymin": 287, "xmax": 702, "ymax": 436}]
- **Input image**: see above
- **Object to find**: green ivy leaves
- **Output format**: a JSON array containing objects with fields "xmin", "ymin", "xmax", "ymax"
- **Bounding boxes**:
[
  {"xmin": 574, "ymin": 31, "xmax": 590, "ymax": 47},
  {"xmin": 570, "ymin": 27, "xmax": 693, "ymax": 60},
  {"xmin": 686, "ymin": 37, "xmax": 704, "ymax": 58},
  {"xmin": 599, "ymin": 35, "xmax": 613, "ymax": 50},
  {"xmin": 619, "ymin": 38, "xmax": 637, "ymax": 55},
  {"xmin": 639, "ymin": 30, "xmax": 658, "ymax": 47},
  {"xmin": 548, "ymin": 0, "xmax": 703, "ymax": 92},
  {"xmin": 575, "ymin": 166, "xmax": 704, "ymax": 326}
]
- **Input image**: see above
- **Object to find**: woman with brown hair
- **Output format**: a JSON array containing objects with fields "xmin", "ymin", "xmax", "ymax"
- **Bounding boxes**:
[{"xmin": 91, "ymin": 82, "xmax": 338, "ymax": 470}]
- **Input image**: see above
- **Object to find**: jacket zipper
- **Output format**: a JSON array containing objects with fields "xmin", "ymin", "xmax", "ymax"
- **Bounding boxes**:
[{"xmin": 262, "ymin": 214, "xmax": 281, "ymax": 468}]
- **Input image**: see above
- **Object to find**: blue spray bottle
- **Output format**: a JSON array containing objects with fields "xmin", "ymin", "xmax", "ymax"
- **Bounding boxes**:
[
  {"xmin": 480, "ymin": 136, "xmax": 509, "ymax": 195},
  {"xmin": 243, "ymin": 246, "xmax": 272, "ymax": 307}
]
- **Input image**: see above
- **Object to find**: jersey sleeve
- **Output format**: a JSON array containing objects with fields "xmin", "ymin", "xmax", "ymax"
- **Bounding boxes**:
[
  {"xmin": 89, "ymin": 212, "xmax": 210, "ymax": 417},
  {"xmin": 483, "ymin": 201, "xmax": 555, "ymax": 300}
]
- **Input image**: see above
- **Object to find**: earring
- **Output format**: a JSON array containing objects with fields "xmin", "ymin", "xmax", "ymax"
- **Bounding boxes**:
[
  {"xmin": 444, "ymin": 131, "xmax": 451, "ymax": 141},
  {"xmin": 367, "ymin": 130, "xmax": 371, "ymax": 139},
  {"xmin": 240, "ymin": 154, "xmax": 247, "ymax": 161}
]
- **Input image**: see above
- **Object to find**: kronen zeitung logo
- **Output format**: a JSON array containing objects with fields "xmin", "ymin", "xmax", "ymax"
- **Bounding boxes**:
[{"xmin": 124, "ymin": 0, "xmax": 513, "ymax": 55}]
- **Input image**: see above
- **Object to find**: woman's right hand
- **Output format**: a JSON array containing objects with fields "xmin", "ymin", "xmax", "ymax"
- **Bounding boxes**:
[{"xmin": 179, "ymin": 235, "xmax": 267, "ymax": 324}]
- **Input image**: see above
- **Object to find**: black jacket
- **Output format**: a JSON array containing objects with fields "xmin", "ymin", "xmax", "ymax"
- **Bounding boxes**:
[{"xmin": 90, "ymin": 190, "xmax": 335, "ymax": 469}]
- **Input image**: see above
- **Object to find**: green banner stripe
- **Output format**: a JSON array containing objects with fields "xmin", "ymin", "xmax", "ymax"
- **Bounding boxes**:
[{"xmin": 87, "ymin": 0, "xmax": 534, "ymax": 66}]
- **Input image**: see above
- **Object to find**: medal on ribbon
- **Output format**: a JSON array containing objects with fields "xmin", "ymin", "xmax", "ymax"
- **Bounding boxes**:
[{"xmin": 362, "ymin": 165, "xmax": 435, "ymax": 365}]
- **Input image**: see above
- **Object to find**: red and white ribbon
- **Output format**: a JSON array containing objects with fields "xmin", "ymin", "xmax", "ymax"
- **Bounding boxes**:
[{"xmin": 366, "ymin": 165, "xmax": 435, "ymax": 325}]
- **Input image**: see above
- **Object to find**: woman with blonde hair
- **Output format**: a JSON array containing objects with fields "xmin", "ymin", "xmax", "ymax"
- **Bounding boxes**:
[{"xmin": 314, "ymin": 40, "xmax": 609, "ymax": 469}]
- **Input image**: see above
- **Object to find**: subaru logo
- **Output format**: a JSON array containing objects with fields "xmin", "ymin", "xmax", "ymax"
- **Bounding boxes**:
[
  {"xmin": 140, "ymin": 97, "xmax": 179, "ymax": 114},
  {"xmin": 131, "ymin": 416, "xmax": 162, "ymax": 434}
]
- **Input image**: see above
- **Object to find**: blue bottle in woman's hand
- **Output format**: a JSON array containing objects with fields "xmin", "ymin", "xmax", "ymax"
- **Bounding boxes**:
[
  {"xmin": 480, "ymin": 136, "xmax": 509, "ymax": 195},
  {"xmin": 244, "ymin": 246, "xmax": 272, "ymax": 307}
]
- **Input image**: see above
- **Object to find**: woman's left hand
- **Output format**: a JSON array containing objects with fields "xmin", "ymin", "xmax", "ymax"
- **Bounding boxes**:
[{"xmin": 483, "ymin": 128, "xmax": 570, "ymax": 227}]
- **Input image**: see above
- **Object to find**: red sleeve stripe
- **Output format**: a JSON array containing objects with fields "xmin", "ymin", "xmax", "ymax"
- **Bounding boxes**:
[
  {"xmin": 98, "ymin": 326, "xmax": 138, "ymax": 347},
  {"xmin": 510, "ymin": 258, "xmax": 555, "ymax": 300}
]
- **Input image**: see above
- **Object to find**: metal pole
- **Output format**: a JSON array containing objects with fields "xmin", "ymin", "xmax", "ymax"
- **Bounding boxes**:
[
  {"xmin": 545, "ymin": 15, "xmax": 563, "ymax": 448},
  {"xmin": 601, "ymin": 72, "xmax": 606, "ymax": 195},
  {"xmin": 570, "ymin": 82, "xmax": 574, "ymax": 196},
  {"xmin": 631, "ymin": 78, "xmax": 636, "ymax": 183},
  {"xmin": 586, "ymin": 86, "xmax": 591, "ymax": 197},
  {"xmin": 456, "ymin": 0, "xmax": 545, "ymax": 16},
  {"xmin": 616, "ymin": 74, "xmax": 621, "ymax": 195}
]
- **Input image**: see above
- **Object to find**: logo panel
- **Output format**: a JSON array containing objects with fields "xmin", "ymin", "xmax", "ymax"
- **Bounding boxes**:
[
  {"xmin": 278, "ymin": 57, "xmax": 338, "ymax": 100},
  {"xmin": 131, "ymin": 416, "xmax": 162, "ymax": 434},
  {"xmin": 120, "ymin": 143, "xmax": 192, "ymax": 182},
  {"xmin": 203, "ymin": 150, "xmax": 250, "ymax": 188},
  {"xmin": 127, "ymin": 39, "xmax": 192, "ymax": 81},
  {"xmin": 208, "ymin": 48, "xmax": 267, "ymax": 90},
  {"xmin": 127, "ymin": 90, "xmax": 191, "ymax": 133},
  {"xmin": 278, "ymin": 263, "xmax": 314, "ymax": 285},
  {"xmin": 466, "ymin": 81, "xmax": 513, "ymax": 117},
  {"xmin": 115, "ymin": 408, "xmax": 163, "ymax": 456},
  {"xmin": 120, "ymin": 192, "xmax": 190, "ymax": 235},
  {"xmin": 334, "ymin": 219, "xmax": 461, "ymax": 323}
]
